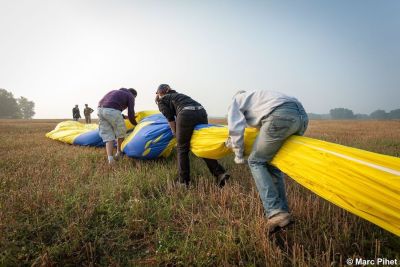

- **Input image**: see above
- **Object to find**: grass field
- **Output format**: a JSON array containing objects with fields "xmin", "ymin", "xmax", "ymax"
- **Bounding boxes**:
[{"xmin": 0, "ymin": 119, "xmax": 399, "ymax": 266}]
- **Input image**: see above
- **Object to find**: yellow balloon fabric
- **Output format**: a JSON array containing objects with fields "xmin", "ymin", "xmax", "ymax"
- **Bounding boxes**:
[
  {"xmin": 46, "ymin": 110, "xmax": 162, "ymax": 145},
  {"xmin": 45, "ymin": 121, "xmax": 98, "ymax": 144},
  {"xmin": 191, "ymin": 125, "xmax": 259, "ymax": 159},
  {"xmin": 124, "ymin": 110, "xmax": 161, "ymax": 130},
  {"xmin": 46, "ymin": 112, "xmax": 400, "ymax": 236},
  {"xmin": 190, "ymin": 125, "xmax": 400, "ymax": 236},
  {"xmin": 272, "ymin": 136, "xmax": 400, "ymax": 237}
]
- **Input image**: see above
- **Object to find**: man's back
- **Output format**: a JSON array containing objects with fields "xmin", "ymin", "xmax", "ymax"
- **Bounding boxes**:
[
  {"xmin": 98, "ymin": 88, "xmax": 137, "ymax": 126},
  {"xmin": 158, "ymin": 91, "xmax": 202, "ymax": 121},
  {"xmin": 230, "ymin": 90, "xmax": 302, "ymax": 128},
  {"xmin": 99, "ymin": 89, "xmax": 133, "ymax": 111},
  {"xmin": 72, "ymin": 107, "xmax": 80, "ymax": 118}
]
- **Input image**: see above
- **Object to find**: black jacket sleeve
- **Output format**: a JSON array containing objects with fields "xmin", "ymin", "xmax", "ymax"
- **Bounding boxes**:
[{"xmin": 158, "ymin": 98, "xmax": 175, "ymax": 122}]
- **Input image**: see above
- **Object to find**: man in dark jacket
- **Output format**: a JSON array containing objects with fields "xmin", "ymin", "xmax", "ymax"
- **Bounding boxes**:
[
  {"xmin": 98, "ymin": 88, "xmax": 138, "ymax": 164},
  {"xmin": 156, "ymin": 84, "xmax": 230, "ymax": 187},
  {"xmin": 72, "ymin": 105, "xmax": 81, "ymax": 121}
]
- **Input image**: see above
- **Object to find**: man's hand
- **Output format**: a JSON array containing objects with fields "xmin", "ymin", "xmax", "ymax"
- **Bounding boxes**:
[
  {"xmin": 234, "ymin": 155, "xmax": 247, "ymax": 164},
  {"xmin": 225, "ymin": 137, "xmax": 233, "ymax": 149},
  {"xmin": 168, "ymin": 121, "xmax": 176, "ymax": 137},
  {"xmin": 225, "ymin": 137, "xmax": 246, "ymax": 163}
]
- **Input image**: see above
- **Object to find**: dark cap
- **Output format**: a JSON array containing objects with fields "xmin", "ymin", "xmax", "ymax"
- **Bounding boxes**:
[
  {"xmin": 119, "ymin": 87, "xmax": 137, "ymax": 97},
  {"xmin": 128, "ymin": 88, "xmax": 137, "ymax": 96},
  {"xmin": 156, "ymin": 84, "xmax": 170, "ymax": 94}
]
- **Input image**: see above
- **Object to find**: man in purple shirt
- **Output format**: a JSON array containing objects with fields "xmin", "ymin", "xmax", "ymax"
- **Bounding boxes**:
[{"xmin": 98, "ymin": 88, "xmax": 138, "ymax": 164}]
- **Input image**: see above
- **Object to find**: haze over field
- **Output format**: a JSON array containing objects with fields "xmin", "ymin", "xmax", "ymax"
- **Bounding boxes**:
[{"xmin": 1, "ymin": 0, "xmax": 399, "ymax": 118}]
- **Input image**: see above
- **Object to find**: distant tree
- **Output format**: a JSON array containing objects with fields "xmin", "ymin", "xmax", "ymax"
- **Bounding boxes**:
[
  {"xmin": 307, "ymin": 113, "xmax": 332, "ymax": 120},
  {"xmin": 329, "ymin": 108, "xmax": 355, "ymax": 119},
  {"xmin": 17, "ymin": 96, "xmax": 35, "ymax": 119},
  {"xmin": 354, "ymin": 113, "xmax": 369, "ymax": 120},
  {"xmin": 0, "ymin": 89, "xmax": 22, "ymax": 119},
  {"xmin": 388, "ymin": 109, "xmax": 400, "ymax": 119},
  {"xmin": 369, "ymin": 109, "xmax": 388, "ymax": 119},
  {"xmin": 307, "ymin": 113, "xmax": 323, "ymax": 120},
  {"xmin": 320, "ymin": 114, "xmax": 331, "ymax": 119}
]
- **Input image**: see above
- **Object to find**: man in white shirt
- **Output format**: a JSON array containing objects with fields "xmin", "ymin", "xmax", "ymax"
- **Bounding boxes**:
[{"xmin": 226, "ymin": 90, "xmax": 308, "ymax": 232}]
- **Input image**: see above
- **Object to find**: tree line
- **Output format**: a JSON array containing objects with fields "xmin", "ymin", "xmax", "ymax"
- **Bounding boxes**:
[
  {"xmin": 308, "ymin": 108, "xmax": 400, "ymax": 120},
  {"xmin": 1, "ymin": 88, "xmax": 399, "ymax": 120},
  {"xmin": 0, "ymin": 89, "xmax": 35, "ymax": 119}
]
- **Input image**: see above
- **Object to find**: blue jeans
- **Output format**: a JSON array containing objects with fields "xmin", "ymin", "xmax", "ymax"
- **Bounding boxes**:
[{"xmin": 248, "ymin": 102, "xmax": 308, "ymax": 218}]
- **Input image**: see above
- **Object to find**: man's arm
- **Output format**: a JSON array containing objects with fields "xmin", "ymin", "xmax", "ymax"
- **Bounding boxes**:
[
  {"xmin": 157, "ymin": 98, "xmax": 176, "ymax": 135},
  {"xmin": 168, "ymin": 121, "xmax": 176, "ymax": 136},
  {"xmin": 227, "ymin": 98, "xmax": 246, "ymax": 162},
  {"xmin": 127, "ymin": 95, "xmax": 137, "ymax": 125}
]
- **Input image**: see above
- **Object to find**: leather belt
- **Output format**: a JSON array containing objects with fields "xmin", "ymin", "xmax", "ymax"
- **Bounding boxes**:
[{"xmin": 182, "ymin": 106, "xmax": 204, "ymax": 111}]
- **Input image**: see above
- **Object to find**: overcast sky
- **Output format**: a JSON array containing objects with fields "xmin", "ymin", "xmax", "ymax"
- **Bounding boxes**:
[{"xmin": 1, "ymin": 0, "xmax": 399, "ymax": 118}]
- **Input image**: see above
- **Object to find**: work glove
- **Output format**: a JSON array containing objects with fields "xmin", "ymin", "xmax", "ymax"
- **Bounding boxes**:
[
  {"xmin": 225, "ymin": 137, "xmax": 233, "ymax": 149},
  {"xmin": 225, "ymin": 137, "xmax": 246, "ymax": 164},
  {"xmin": 234, "ymin": 155, "xmax": 247, "ymax": 164}
]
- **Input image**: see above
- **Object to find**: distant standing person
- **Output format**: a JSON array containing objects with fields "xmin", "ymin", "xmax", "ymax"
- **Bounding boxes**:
[
  {"xmin": 155, "ymin": 84, "xmax": 230, "ymax": 187},
  {"xmin": 98, "ymin": 88, "xmax": 138, "ymax": 164},
  {"xmin": 84, "ymin": 104, "xmax": 94, "ymax": 124},
  {"xmin": 226, "ymin": 90, "xmax": 308, "ymax": 232},
  {"xmin": 72, "ymin": 105, "xmax": 81, "ymax": 121}
]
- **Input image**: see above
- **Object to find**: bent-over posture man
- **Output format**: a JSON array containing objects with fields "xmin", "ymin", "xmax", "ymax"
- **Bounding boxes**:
[
  {"xmin": 98, "ymin": 88, "xmax": 137, "ymax": 164},
  {"xmin": 227, "ymin": 90, "xmax": 308, "ymax": 232},
  {"xmin": 156, "ymin": 84, "xmax": 230, "ymax": 187}
]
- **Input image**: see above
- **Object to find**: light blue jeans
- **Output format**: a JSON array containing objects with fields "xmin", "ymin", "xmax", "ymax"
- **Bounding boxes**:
[{"xmin": 248, "ymin": 102, "xmax": 308, "ymax": 218}]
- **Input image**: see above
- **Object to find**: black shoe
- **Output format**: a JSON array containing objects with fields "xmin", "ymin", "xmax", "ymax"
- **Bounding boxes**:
[
  {"xmin": 175, "ymin": 177, "xmax": 190, "ymax": 189},
  {"xmin": 217, "ymin": 173, "xmax": 230, "ymax": 188}
]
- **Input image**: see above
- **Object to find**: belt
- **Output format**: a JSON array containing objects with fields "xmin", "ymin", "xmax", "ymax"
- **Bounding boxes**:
[{"xmin": 182, "ymin": 106, "xmax": 204, "ymax": 111}]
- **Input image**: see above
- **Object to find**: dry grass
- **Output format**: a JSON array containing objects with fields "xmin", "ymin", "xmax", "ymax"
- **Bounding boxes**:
[{"xmin": 0, "ymin": 119, "xmax": 399, "ymax": 266}]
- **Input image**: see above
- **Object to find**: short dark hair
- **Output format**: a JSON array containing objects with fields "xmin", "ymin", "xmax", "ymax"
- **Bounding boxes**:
[
  {"xmin": 156, "ymin": 84, "xmax": 171, "ymax": 94},
  {"xmin": 128, "ymin": 88, "xmax": 137, "ymax": 96}
]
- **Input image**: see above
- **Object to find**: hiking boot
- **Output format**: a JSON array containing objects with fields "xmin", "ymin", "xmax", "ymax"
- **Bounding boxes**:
[
  {"xmin": 267, "ymin": 212, "xmax": 292, "ymax": 232},
  {"xmin": 175, "ymin": 177, "xmax": 190, "ymax": 189},
  {"xmin": 217, "ymin": 173, "xmax": 230, "ymax": 188}
]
